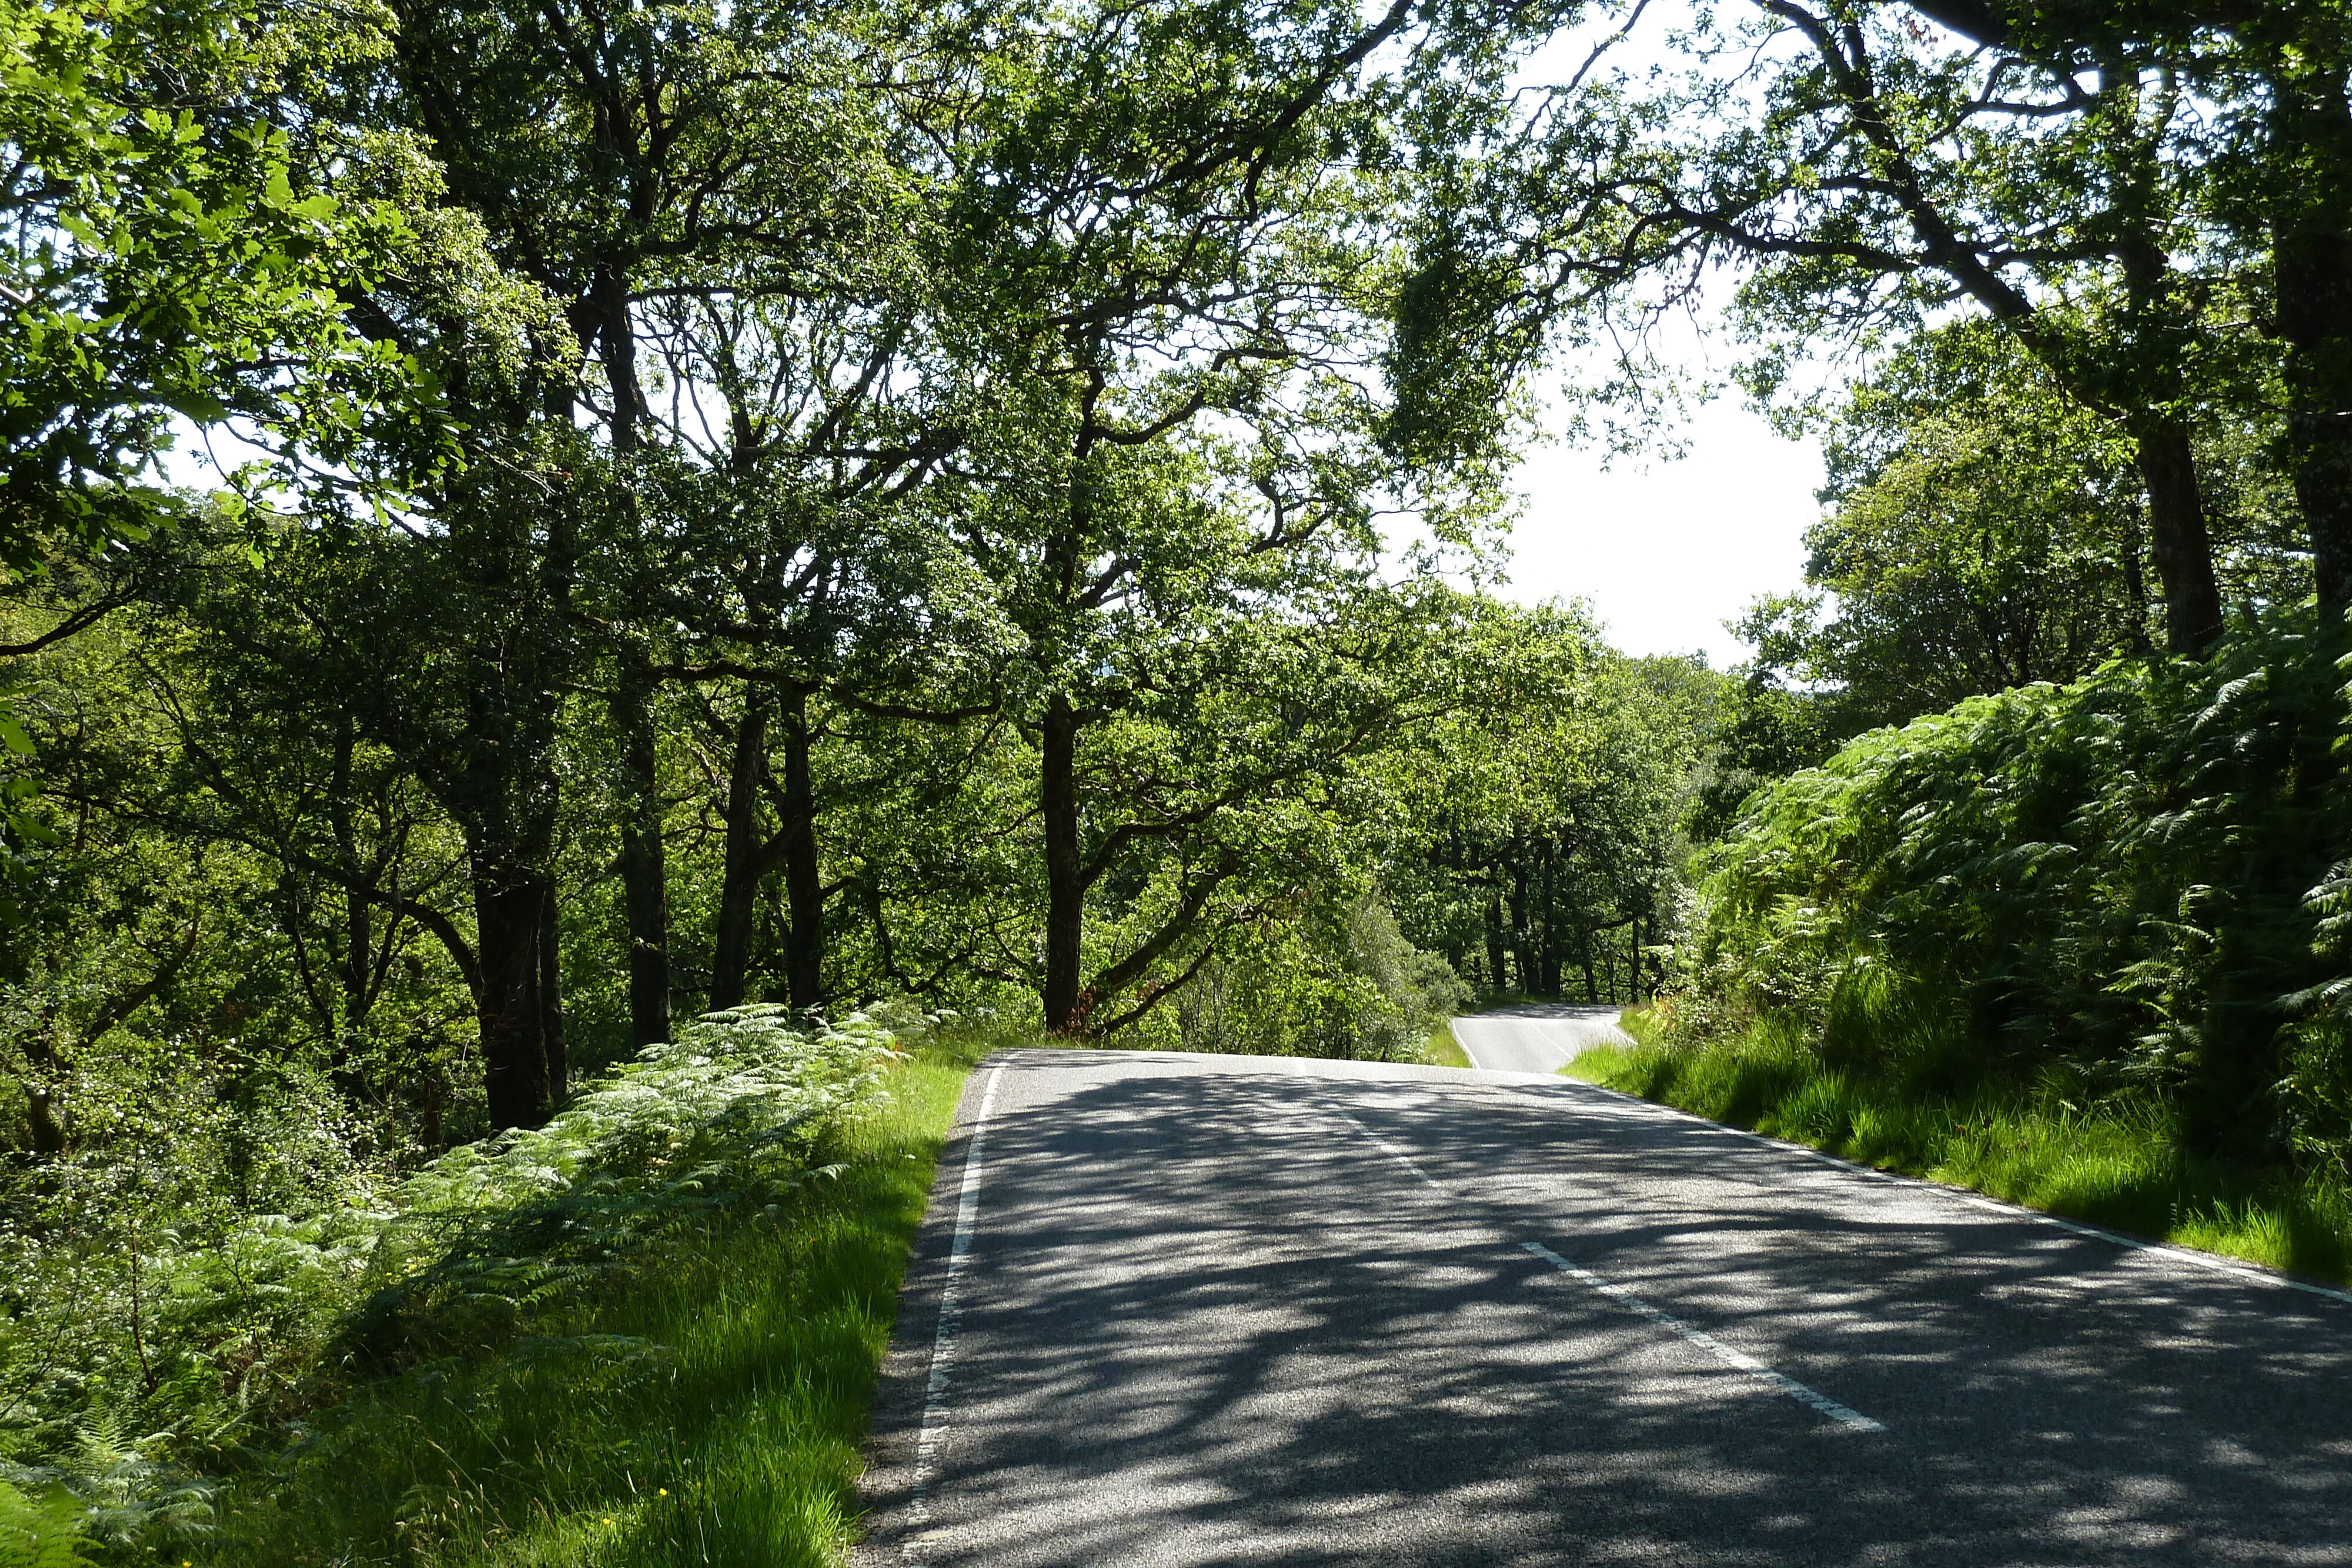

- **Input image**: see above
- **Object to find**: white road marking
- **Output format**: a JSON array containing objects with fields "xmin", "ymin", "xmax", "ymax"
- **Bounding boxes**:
[
  {"xmin": 905, "ymin": 1062, "xmax": 1006, "ymax": 1546},
  {"xmin": 1521, "ymin": 1241, "xmax": 1887, "ymax": 1434},
  {"xmin": 1332, "ymin": 1106, "xmax": 1446, "ymax": 1192},
  {"xmin": 1329, "ymin": 1098, "xmax": 1886, "ymax": 1436}
]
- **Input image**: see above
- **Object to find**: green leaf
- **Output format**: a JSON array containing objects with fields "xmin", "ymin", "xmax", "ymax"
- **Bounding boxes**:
[{"xmin": 164, "ymin": 389, "xmax": 228, "ymax": 422}]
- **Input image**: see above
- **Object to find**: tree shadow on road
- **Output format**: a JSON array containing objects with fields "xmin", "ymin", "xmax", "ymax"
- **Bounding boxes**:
[{"xmin": 861, "ymin": 1051, "xmax": 2352, "ymax": 1568}]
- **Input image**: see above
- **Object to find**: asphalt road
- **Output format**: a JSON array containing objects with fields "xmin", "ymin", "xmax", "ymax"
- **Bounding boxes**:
[
  {"xmin": 1454, "ymin": 1005, "xmax": 1633, "ymax": 1074},
  {"xmin": 857, "ymin": 1050, "xmax": 2352, "ymax": 1567}
]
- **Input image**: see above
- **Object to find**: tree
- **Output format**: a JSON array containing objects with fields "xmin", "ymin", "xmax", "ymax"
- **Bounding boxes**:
[
  {"xmin": 898, "ymin": 0, "xmax": 1526, "ymax": 1034},
  {"xmin": 1906, "ymin": 2, "xmax": 2352, "ymax": 615},
  {"xmin": 1433, "ymin": 0, "xmax": 2294, "ymax": 653},
  {"xmin": 277, "ymin": 0, "xmax": 959, "ymax": 1122},
  {"xmin": 1, "ymin": 0, "xmax": 1606, "ymax": 1135},
  {"xmin": 0, "ymin": 0, "xmax": 423, "ymax": 571},
  {"xmin": 0, "ymin": 0, "xmax": 432, "ymax": 890},
  {"xmin": 604, "ymin": 296, "xmax": 1004, "ymax": 1026},
  {"xmin": 3, "ymin": 535, "xmax": 477, "ymax": 1157},
  {"xmin": 1742, "ymin": 322, "xmax": 2308, "ymax": 734},
  {"xmin": 1385, "ymin": 604, "xmax": 1713, "ymax": 1002}
]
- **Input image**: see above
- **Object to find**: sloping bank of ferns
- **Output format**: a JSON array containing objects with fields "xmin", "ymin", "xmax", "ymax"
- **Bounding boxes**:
[
  {"xmin": 1581, "ymin": 613, "xmax": 2352, "ymax": 1281},
  {"xmin": 0, "ymin": 1008, "xmax": 985, "ymax": 1568}
]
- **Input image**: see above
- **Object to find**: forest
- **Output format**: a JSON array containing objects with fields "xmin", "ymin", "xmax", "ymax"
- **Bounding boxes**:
[{"xmin": 6, "ymin": 0, "xmax": 2352, "ymax": 1562}]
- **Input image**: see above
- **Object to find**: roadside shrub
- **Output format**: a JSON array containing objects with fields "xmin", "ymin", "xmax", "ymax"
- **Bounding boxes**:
[
  {"xmin": 1, "ymin": 1475, "xmax": 92, "ymax": 1568},
  {"xmin": 0, "ymin": 1007, "xmax": 900, "ymax": 1555},
  {"xmin": 345, "ymin": 1007, "xmax": 900, "ymax": 1368},
  {"xmin": 1598, "ymin": 617, "xmax": 2352, "ymax": 1278},
  {"xmin": 1686, "ymin": 611, "xmax": 2352, "ymax": 1165},
  {"xmin": 1171, "ymin": 891, "xmax": 1469, "ymax": 1062}
]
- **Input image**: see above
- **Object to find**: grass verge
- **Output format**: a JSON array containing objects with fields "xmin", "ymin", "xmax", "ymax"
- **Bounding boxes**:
[
  {"xmin": 1563, "ymin": 1007, "xmax": 2352, "ymax": 1287},
  {"xmin": 1423, "ymin": 1018, "xmax": 1472, "ymax": 1068},
  {"xmin": 186, "ymin": 1028, "xmax": 1004, "ymax": 1568}
]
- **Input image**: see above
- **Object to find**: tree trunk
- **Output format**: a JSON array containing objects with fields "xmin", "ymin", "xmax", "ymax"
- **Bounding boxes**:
[
  {"xmin": 1578, "ymin": 927, "xmax": 1599, "ymax": 1003},
  {"xmin": 612, "ymin": 658, "xmax": 670, "ymax": 1045},
  {"xmin": 329, "ymin": 717, "xmax": 372, "ymax": 1034},
  {"xmin": 1041, "ymin": 693, "xmax": 1086, "ymax": 1033},
  {"xmin": 29, "ymin": 1093, "xmax": 66, "ymax": 1152},
  {"xmin": 2120, "ymin": 496, "xmax": 2154, "ymax": 655},
  {"xmin": 539, "ymin": 877, "xmax": 566, "ymax": 1102},
  {"xmin": 1507, "ymin": 863, "xmax": 1532, "ymax": 995},
  {"xmin": 1483, "ymin": 887, "xmax": 1507, "ymax": 996},
  {"xmin": 22, "ymin": 1074, "xmax": 65, "ymax": 1155},
  {"xmin": 710, "ymin": 690, "xmax": 768, "ymax": 1011},
  {"xmin": 2129, "ymin": 414, "xmax": 2226, "ymax": 656},
  {"xmin": 776, "ymin": 687, "xmax": 825, "ymax": 1012},
  {"xmin": 2274, "ymin": 212, "xmax": 2352, "ymax": 616},
  {"xmin": 475, "ymin": 861, "xmax": 556, "ymax": 1130},
  {"xmin": 1537, "ymin": 851, "xmax": 1562, "ymax": 997},
  {"xmin": 2246, "ymin": 30, "xmax": 2352, "ymax": 616},
  {"xmin": 417, "ymin": 1058, "xmax": 445, "ymax": 1151}
]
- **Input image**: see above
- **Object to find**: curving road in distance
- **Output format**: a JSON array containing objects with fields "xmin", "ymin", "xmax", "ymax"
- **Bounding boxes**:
[{"xmin": 1451, "ymin": 1004, "xmax": 1632, "ymax": 1074}]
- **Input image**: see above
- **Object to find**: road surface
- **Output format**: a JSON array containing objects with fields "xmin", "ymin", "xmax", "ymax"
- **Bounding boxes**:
[
  {"xmin": 1453, "ymin": 1005, "xmax": 1632, "ymax": 1074},
  {"xmin": 857, "ymin": 1049, "xmax": 2352, "ymax": 1567}
]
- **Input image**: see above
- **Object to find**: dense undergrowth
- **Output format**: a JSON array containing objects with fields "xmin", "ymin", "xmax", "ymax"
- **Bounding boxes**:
[
  {"xmin": 1586, "ymin": 612, "xmax": 2352, "ymax": 1281},
  {"xmin": 1, "ymin": 1009, "xmax": 997, "ymax": 1567}
]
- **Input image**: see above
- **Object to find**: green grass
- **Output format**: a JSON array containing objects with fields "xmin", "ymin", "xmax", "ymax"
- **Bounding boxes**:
[
  {"xmin": 1564, "ymin": 1005, "xmax": 2352, "ymax": 1286},
  {"xmin": 185, "ymin": 1028, "xmax": 1007, "ymax": 1568},
  {"xmin": 1422, "ymin": 1018, "xmax": 1472, "ymax": 1068}
]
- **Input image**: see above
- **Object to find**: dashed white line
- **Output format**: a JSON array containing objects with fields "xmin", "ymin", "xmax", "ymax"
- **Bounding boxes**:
[
  {"xmin": 906, "ymin": 1062, "xmax": 1005, "ymax": 1545},
  {"xmin": 1521, "ymin": 1241, "xmax": 1887, "ymax": 1434},
  {"xmin": 1331, "ymin": 1105, "xmax": 1448, "ymax": 1192},
  {"xmin": 1329, "ymin": 1097, "xmax": 1886, "ymax": 1436}
]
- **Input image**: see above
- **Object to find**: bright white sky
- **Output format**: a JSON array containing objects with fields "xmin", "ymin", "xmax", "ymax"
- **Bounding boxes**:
[
  {"xmin": 1496, "ymin": 389, "xmax": 1823, "ymax": 670},
  {"xmin": 1486, "ymin": 0, "xmax": 1827, "ymax": 670}
]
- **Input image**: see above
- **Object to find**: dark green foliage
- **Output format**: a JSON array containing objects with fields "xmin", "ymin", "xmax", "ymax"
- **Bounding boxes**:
[
  {"xmin": 0, "ymin": 1008, "xmax": 901, "ymax": 1555},
  {"xmin": 1682, "ymin": 671, "xmax": 1833, "ymax": 844},
  {"xmin": 182, "ymin": 1032, "xmax": 981, "ymax": 1568},
  {"xmin": 1736, "ymin": 323, "xmax": 2307, "ymax": 741},
  {"xmin": 1386, "ymin": 621, "xmax": 1719, "ymax": 1003},
  {"xmin": 1691, "ymin": 611, "xmax": 2352, "ymax": 1169},
  {"xmin": 1172, "ymin": 892, "xmax": 1470, "ymax": 1062},
  {"xmin": 0, "ymin": 0, "xmax": 430, "ymax": 575},
  {"xmin": 1381, "ymin": 229, "xmax": 1529, "ymax": 469},
  {"xmin": 0, "ymin": 0, "xmax": 441, "ymax": 897}
]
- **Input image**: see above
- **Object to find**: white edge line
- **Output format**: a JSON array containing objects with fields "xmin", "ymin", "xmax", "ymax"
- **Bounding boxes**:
[
  {"xmin": 1522, "ymin": 1241, "xmax": 1886, "ymax": 1434},
  {"xmin": 904, "ymin": 1061, "xmax": 1006, "ymax": 1541},
  {"xmin": 1546, "ymin": 1077, "xmax": 2352, "ymax": 1309}
]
